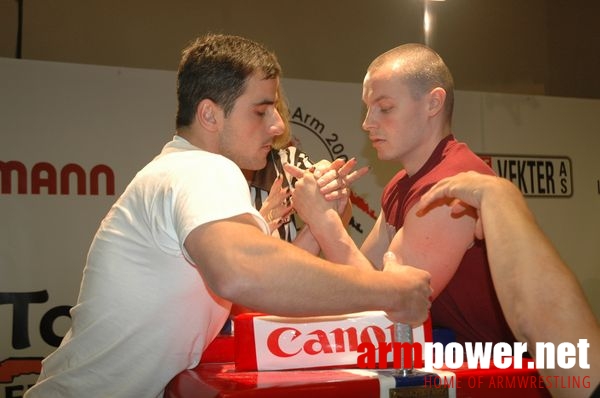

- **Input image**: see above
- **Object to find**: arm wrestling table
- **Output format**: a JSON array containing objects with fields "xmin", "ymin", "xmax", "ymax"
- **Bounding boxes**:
[{"xmin": 165, "ymin": 313, "xmax": 552, "ymax": 398}]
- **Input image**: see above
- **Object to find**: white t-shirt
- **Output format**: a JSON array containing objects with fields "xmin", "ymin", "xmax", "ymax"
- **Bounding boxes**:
[{"xmin": 26, "ymin": 136, "xmax": 268, "ymax": 398}]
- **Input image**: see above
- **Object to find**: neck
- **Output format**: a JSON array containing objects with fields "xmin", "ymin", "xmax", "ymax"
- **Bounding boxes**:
[
  {"xmin": 176, "ymin": 127, "xmax": 216, "ymax": 154},
  {"xmin": 403, "ymin": 129, "xmax": 451, "ymax": 176}
]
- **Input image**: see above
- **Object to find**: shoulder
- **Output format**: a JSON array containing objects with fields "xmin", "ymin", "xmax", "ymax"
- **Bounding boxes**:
[
  {"xmin": 441, "ymin": 139, "xmax": 495, "ymax": 175},
  {"xmin": 155, "ymin": 150, "xmax": 239, "ymax": 176},
  {"xmin": 137, "ymin": 151, "xmax": 246, "ymax": 200},
  {"xmin": 401, "ymin": 139, "xmax": 493, "ymax": 212}
]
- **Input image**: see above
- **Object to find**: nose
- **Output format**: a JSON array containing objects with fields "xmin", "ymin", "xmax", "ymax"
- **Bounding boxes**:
[
  {"xmin": 270, "ymin": 108, "xmax": 285, "ymax": 137},
  {"xmin": 362, "ymin": 108, "xmax": 374, "ymax": 133}
]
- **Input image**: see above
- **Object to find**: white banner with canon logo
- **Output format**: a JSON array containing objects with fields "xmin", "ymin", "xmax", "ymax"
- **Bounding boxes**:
[{"xmin": 234, "ymin": 311, "xmax": 431, "ymax": 371}]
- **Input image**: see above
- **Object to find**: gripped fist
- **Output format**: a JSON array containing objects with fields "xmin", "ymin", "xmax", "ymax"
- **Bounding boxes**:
[
  {"xmin": 381, "ymin": 251, "xmax": 433, "ymax": 327},
  {"xmin": 283, "ymin": 158, "xmax": 369, "ymax": 215},
  {"xmin": 290, "ymin": 169, "xmax": 337, "ymax": 224}
]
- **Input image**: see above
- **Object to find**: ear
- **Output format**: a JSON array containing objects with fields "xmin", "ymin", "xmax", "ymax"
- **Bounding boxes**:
[
  {"xmin": 428, "ymin": 87, "xmax": 446, "ymax": 117},
  {"xmin": 196, "ymin": 99, "xmax": 223, "ymax": 132}
]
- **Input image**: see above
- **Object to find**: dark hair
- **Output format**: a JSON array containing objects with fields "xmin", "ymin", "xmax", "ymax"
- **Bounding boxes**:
[{"xmin": 175, "ymin": 33, "xmax": 282, "ymax": 128}]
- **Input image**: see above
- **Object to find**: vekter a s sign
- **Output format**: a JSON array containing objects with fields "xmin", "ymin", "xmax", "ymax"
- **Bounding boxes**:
[{"xmin": 479, "ymin": 154, "xmax": 573, "ymax": 197}]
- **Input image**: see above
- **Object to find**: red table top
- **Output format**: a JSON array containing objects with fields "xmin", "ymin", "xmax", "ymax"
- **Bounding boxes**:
[{"xmin": 166, "ymin": 360, "xmax": 552, "ymax": 398}]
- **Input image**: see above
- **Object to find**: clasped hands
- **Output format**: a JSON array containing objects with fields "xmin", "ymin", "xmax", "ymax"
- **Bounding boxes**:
[
  {"xmin": 284, "ymin": 158, "xmax": 369, "ymax": 226},
  {"xmin": 259, "ymin": 158, "xmax": 368, "ymax": 233}
]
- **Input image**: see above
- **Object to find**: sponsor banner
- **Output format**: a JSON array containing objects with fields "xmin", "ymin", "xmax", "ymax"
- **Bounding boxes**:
[
  {"xmin": 234, "ymin": 311, "xmax": 430, "ymax": 371},
  {"xmin": 480, "ymin": 154, "xmax": 573, "ymax": 197}
]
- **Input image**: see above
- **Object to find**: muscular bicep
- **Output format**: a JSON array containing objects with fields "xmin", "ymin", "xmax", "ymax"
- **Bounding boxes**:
[
  {"xmin": 183, "ymin": 213, "xmax": 267, "ymax": 299},
  {"xmin": 389, "ymin": 202, "xmax": 477, "ymax": 299}
]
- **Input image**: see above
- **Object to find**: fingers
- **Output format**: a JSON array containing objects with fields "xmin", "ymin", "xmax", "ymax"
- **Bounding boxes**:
[
  {"xmin": 286, "ymin": 158, "xmax": 370, "ymax": 208},
  {"xmin": 268, "ymin": 173, "xmax": 285, "ymax": 191},
  {"xmin": 265, "ymin": 205, "xmax": 293, "ymax": 223},
  {"xmin": 317, "ymin": 159, "xmax": 370, "ymax": 196},
  {"xmin": 474, "ymin": 217, "xmax": 484, "ymax": 240},
  {"xmin": 262, "ymin": 175, "xmax": 294, "ymax": 233},
  {"xmin": 344, "ymin": 165, "xmax": 370, "ymax": 186},
  {"xmin": 383, "ymin": 250, "xmax": 397, "ymax": 266},
  {"xmin": 316, "ymin": 159, "xmax": 352, "ymax": 186},
  {"xmin": 264, "ymin": 204, "xmax": 294, "ymax": 232},
  {"xmin": 289, "ymin": 171, "xmax": 336, "ymax": 223},
  {"xmin": 416, "ymin": 180, "xmax": 452, "ymax": 215},
  {"xmin": 267, "ymin": 175, "xmax": 291, "ymax": 204},
  {"xmin": 322, "ymin": 181, "xmax": 349, "ymax": 202},
  {"xmin": 287, "ymin": 158, "xmax": 369, "ymax": 188},
  {"xmin": 418, "ymin": 171, "xmax": 492, "ymax": 215},
  {"xmin": 336, "ymin": 157, "xmax": 357, "ymax": 176},
  {"xmin": 313, "ymin": 158, "xmax": 344, "ymax": 178},
  {"xmin": 283, "ymin": 163, "xmax": 306, "ymax": 179},
  {"xmin": 449, "ymin": 198, "xmax": 472, "ymax": 216},
  {"xmin": 264, "ymin": 185, "xmax": 293, "ymax": 220}
]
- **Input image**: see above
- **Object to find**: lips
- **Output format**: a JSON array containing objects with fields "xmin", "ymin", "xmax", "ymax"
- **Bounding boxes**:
[{"xmin": 369, "ymin": 137, "xmax": 385, "ymax": 146}]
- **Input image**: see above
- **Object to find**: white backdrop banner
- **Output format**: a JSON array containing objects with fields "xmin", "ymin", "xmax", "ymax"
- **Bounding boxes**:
[{"xmin": 1, "ymin": 58, "xmax": 598, "ymax": 395}]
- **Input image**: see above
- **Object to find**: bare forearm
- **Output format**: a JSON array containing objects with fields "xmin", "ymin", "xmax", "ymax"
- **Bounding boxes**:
[
  {"xmin": 227, "ymin": 238, "xmax": 384, "ymax": 315},
  {"xmin": 419, "ymin": 173, "xmax": 599, "ymax": 394},
  {"xmin": 308, "ymin": 208, "xmax": 374, "ymax": 270},
  {"xmin": 291, "ymin": 224, "xmax": 321, "ymax": 255},
  {"xmin": 188, "ymin": 220, "xmax": 391, "ymax": 316},
  {"xmin": 480, "ymin": 181, "xmax": 599, "ymax": 392},
  {"xmin": 481, "ymin": 181, "xmax": 594, "ymax": 338},
  {"xmin": 291, "ymin": 198, "xmax": 355, "ymax": 255}
]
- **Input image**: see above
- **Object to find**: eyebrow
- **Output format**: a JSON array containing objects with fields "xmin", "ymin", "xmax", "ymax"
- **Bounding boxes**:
[
  {"xmin": 254, "ymin": 99, "xmax": 276, "ymax": 106},
  {"xmin": 364, "ymin": 94, "xmax": 392, "ymax": 104},
  {"xmin": 373, "ymin": 94, "xmax": 393, "ymax": 102}
]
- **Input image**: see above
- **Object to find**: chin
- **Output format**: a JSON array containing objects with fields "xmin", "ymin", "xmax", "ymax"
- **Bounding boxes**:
[
  {"xmin": 375, "ymin": 150, "xmax": 389, "ymax": 161},
  {"xmin": 247, "ymin": 159, "xmax": 268, "ymax": 171}
]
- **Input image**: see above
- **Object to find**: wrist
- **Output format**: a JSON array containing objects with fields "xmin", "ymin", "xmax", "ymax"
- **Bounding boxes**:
[{"xmin": 308, "ymin": 208, "xmax": 342, "ymax": 238}]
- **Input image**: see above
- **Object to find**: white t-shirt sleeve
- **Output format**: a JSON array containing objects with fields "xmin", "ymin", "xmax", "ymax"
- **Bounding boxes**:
[{"xmin": 169, "ymin": 154, "xmax": 268, "ymax": 263}]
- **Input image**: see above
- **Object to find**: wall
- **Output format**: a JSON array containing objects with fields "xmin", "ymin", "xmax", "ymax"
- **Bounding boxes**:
[{"xmin": 0, "ymin": 0, "xmax": 599, "ymax": 99}]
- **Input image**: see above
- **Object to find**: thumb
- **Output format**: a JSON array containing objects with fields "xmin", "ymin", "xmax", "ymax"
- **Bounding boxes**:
[
  {"xmin": 283, "ymin": 163, "xmax": 305, "ymax": 179},
  {"xmin": 383, "ymin": 251, "xmax": 398, "ymax": 269},
  {"xmin": 268, "ymin": 174, "xmax": 284, "ymax": 191},
  {"xmin": 474, "ymin": 214, "xmax": 485, "ymax": 240}
]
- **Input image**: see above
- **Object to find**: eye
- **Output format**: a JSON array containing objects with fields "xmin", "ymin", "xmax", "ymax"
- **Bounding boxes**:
[
  {"xmin": 378, "ymin": 99, "xmax": 396, "ymax": 114},
  {"xmin": 255, "ymin": 105, "xmax": 269, "ymax": 117}
]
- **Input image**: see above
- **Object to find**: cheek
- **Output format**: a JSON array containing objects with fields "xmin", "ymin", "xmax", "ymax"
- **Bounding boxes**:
[
  {"xmin": 380, "ymin": 114, "xmax": 405, "ymax": 135},
  {"xmin": 394, "ymin": 109, "xmax": 423, "ymax": 132},
  {"xmin": 240, "ymin": 119, "xmax": 263, "ymax": 138},
  {"xmin": 228, "ymin": 121, "xmax": 253, "ymax": 142}
]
